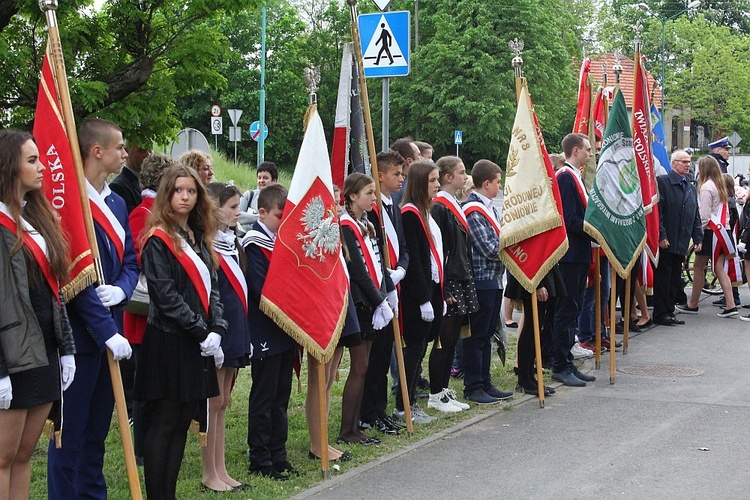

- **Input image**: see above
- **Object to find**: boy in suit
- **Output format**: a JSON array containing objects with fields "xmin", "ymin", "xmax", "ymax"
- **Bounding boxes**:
[
  {"xmin": 47, "ymin": 119, "xmax": 139, "ymax": 499},
  {"xmin": 242, "ymin": 184, "xmax": 298, "ymax": 481}
]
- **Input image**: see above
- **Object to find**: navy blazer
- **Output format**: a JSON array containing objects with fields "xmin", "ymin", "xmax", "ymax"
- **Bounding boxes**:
[
  {"xmin": 68, "ymin": 188, "xmax": 139, "ymax": 354},
  {"xmin": 657, "ymin": 171, "xmax": 702, "ymax": 256},
  {"xmin": 243, "ymin": 222, "xmax": 296, "ymax": 359},
  {"xmin": 558, "ymin": 166, "xmax": 593, "ymax": 265}
]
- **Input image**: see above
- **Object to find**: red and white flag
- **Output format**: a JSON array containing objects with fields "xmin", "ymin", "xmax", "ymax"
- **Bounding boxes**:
[
  {"xmin": 34, "ymin": 49, "xmax": 96, "ymax": 300},
  {"xmin": 261, "ymin": 109, "xmax": 349, "ymax": 363},
  {"xmin": 573, "ymin": 57, "xmax": 592, "ymax": 135},
  {"xmin": 330, "ymin": 42, "xmax": 367, "ymax": 191},
  {"xmin": 500, "ymin": 82, "xmax": 569, "ymax": 292},
  {"xmin": 633, "ymin": 54, "xmax": 660, "ymax": 266}
]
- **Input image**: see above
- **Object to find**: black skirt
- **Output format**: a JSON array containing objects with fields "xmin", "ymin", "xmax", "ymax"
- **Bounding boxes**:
[{"xmin": 134, "ymin": 324, "xmax": 219, "ymax": 402}]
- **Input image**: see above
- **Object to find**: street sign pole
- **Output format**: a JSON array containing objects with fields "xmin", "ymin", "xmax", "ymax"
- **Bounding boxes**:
[
  {"xmin": 258, "ymin": 1, "xmax": 267, "ymax": 165},
  {"xmin": 382, "ymin": 77, "xmax": 389, "ymax": 152}
]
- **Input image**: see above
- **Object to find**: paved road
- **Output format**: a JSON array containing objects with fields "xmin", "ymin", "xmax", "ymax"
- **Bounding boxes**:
[{"xmin": 297, "ymin": 292, "xmax": 750, "ymax": 499}]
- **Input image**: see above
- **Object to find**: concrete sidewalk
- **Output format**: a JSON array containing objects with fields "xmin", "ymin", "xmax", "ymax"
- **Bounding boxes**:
[{"xmin": 296, "ymin": 292, "xmax": 750, "ymax": 499}]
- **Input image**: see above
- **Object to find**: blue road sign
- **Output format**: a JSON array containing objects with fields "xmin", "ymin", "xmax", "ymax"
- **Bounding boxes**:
[
  {"xmin": 249, "ymin": 121, "xmax": 269, "ymax": 142},
  {"xmin": 454, "ymin": 130, "xmax": 463, "ymax": 145},
  {"xmin": 359, "ymin": 11, "xmax": 410, "ymax": 78}
]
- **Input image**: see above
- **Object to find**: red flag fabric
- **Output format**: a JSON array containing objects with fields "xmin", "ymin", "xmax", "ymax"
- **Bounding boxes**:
[
  {"xmin": 633, "ymin": 54, "xmax": 660, "ymax": 266},
  {"xmin": 592, "ymin": 87, "xmax": 605, "ymax": 140},
  {"xmin": 34, "ymin": 51, "xmax": 96, "ymax": 300},
  {"xmin": 500, "ymin": 82, "xmax": 569, "ymax": 292},
  {"xmin": 573, "ymin": 58, "xmax": 592, "ymax": 135},
  {"xmin": 260, "ymin": 108, "xmax": 349, "ymax": 363}
]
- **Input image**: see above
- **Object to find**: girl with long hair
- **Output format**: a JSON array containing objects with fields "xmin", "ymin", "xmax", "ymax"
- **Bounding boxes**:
[
  {"xmin": 134, "ymin": 164, "xmax": 227, "ymax": 499},
  {"xmin": 0, "ymin": 130, "xmax": 75, "ymax": 498},
  {"xmin": 338, "ymin": 173, "xmax": 395, "ymax": 444},
  {"xmin": 428, "ymin": 156, "xmax": 476, "ymax": 412},
  {"xmin": 685, "ymin": 156, "xmax": 737, "ymax": 317},
  {"xmin": 394, "ymin": 161, "xmax": 443, "ymax": 424}
]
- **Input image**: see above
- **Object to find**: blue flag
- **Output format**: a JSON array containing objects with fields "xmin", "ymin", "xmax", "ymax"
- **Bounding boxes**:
[{"xmin": 650, "ymin": 104, "xmax": 671, "ymax": 173}]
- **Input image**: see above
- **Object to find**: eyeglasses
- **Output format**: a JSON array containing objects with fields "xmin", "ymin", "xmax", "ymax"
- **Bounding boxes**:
[{"xmin": 674, "ymin": 160, "xmax": 691, "ymax": 164}]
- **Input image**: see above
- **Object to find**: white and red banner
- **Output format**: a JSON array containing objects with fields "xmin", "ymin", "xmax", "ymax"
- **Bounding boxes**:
[
  {"xmin": 261, "ymin": 109, "xmax": 348, "ymax": 363},
  {"xmin": 34, "ymin": 50, "xmax": 96, "ymax": 300},
  {"xmin": 500, "ymin": 82, "xmax": 569, "ymax": 293}
]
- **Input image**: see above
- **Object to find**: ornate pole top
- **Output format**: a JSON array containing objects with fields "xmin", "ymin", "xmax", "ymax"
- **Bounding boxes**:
[
  {"xmin": 346, "ymin": 0, "xmax": 358, "ymax": 6},
  {"xmin": 634, "ymin": 21, "xmax": 643, "ymax": 51},
  {"xmin": 509, "ymin": 38, "xmax": 524, "ymax": 76},
  {"xmin": 612, "ymin": 49, "xmax": 623, "ymax": 77},
  {"xmin": 602, "ymin": 61, "xmax": 608, "ymax": 85},
  {"xmin": 39, "ymin": 0, "xmax": 58, "ymax": 11},
  {"xmin": 304, "ymin": 64, "xmax": 321, "ymax": 105}
]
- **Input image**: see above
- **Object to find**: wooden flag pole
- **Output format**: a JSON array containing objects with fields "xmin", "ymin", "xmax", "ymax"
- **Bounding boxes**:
[
  {"xmin": 594, "ymin": 251, "xmax": 602, "ymax": 369},
  {"xmin": 315, "ymin": 358, "xmax": 331, "ymax": 478},
  {"xmin": 623, "ymin": 275, "xmax": 631, "ymax": 355},
  {"xmin": 609, "ymin": 263, "xmax": 617, "ymax": 385},
  {"xmin": 531, "ymin": 294, "xmax": 545, "ymax": 408},
  {"xmin": 40, "ymin": 2, "xmax": 142, "ymax": 498},
  {"xmin": 347, "ymin": 0, "xmax": 413, "ymax": 435}
]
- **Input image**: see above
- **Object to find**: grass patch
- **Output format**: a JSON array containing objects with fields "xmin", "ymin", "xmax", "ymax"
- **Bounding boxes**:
[
  {"xmin": 209, "ymin": 148, "xmax": 293, "ymax": 193},
  {"xmin": 30, "ymin": 333, "xmax": 538, "ymax": 499}
]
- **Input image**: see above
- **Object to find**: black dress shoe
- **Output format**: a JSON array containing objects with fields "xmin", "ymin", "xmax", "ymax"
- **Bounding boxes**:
[
  {"xmin": 382, "ymin": 415, "xmax": 406, "ymax": 431},
  {"xmin": 337, "ymin": 435, "xmax": 374, "ymax": 446},
  {"xmin": 371, "ymin": 418, "xmax": 399, "ymax": 435},
  {"xmin": 667, "ymin": 316, "xmax": 685, "ymax": 325},
  {"xmin": 655, "ymin": 316, "xmax": 682, "ymax": 326},
  {"xmin": 515, "ymin": 383, "xmax": 553, "ymax": 396},
  {"xmin": 273, "ymin": 460, "xmax": 299, "ymax": 476},
  {"xmin": 248, "ymin": 465, "xmax": 289, "ymax": 481},
  {"xmin": 636, "ymin": 319, "xmax": 654, "ymax": 328},
  {"xmin": 231, "ymin": 483, "xmax": 253, "ymax": 492},
  {"xmin": 571, "ymin": 366, "xmax": 596, "ymax": 382},
  {"xmin": 308, "ymin": 450, "xmax": 353, "ymax": 462}
]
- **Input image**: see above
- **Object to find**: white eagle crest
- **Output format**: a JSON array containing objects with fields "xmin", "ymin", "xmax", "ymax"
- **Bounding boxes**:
[{"xmin": 297, "ymin": 196, "xmax": 340, "ymax": 261}]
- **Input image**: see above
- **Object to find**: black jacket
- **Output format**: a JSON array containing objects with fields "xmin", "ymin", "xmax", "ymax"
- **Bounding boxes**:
[
  {"xmin": 430, "ymin": 201, "xmax": 472, "ymax": 287},
  {"xmin": 109, "ymin": 166, "xmax": 142, "ymax": 214},
  {"xmin": 657, "ymin": 171, "xmax": 702, "ymax": 256},
  {"xmin": 0, "ymin": 226, "xmax": 75, "ymax": 377},
  {"xmin": 142, "ymin": 228, "xmax": 227, "ymax": 343},
  {"xmin": 342, "ymin": 221, "xmax": 394, "ymax": 309},
  {"xmin": 709, "ymin": 152, "xmax": 729, "ymax": 174},
  {"xmin": 400, "ymin": 209, "xmax": 436, "ymax": 307}
]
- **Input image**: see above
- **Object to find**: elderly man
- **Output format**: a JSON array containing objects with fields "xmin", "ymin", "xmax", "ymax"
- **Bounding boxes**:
[
  {"xmin": 708, "ymin": 137, "xmax": 732, "ymax": 174},
  {"xmin": 653, "ymin": 150, "xmax": 703, "ymax": 326}
]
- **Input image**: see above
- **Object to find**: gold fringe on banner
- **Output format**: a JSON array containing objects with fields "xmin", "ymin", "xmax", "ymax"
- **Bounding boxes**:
[{"xmin": 61, "ymin": 265, "xmax": 97, "ymax": 301}]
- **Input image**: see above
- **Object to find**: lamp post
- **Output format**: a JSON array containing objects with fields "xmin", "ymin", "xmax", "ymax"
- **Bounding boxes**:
[{"xmin": 638, "ymin": 1, "xmax": 700, "ymax": 114}]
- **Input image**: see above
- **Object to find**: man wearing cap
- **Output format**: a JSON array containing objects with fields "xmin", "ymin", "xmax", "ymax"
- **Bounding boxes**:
[{"xmin": 708, "ymin": 137, "xmax": 731, "ymax": 173}]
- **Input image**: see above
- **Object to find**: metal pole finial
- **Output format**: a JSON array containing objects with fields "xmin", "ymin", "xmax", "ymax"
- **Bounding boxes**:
[
  {"xmin": 613, "ymin": 49, "xmax": 623, "ymax": 84},
  {"xmin": 39, "ymin": 0, "xmax": 58, "ymax": 11},
  {"xmin": 346, "ymin": 0, "xmax": 358, "ymax": 6},
  {"xmin": 304, "ymin": 64, "xmax": 321, "ymax": 105},
  {"xmin": 509, "ymin": 38, "xmax": 524, "ymax": 76}
]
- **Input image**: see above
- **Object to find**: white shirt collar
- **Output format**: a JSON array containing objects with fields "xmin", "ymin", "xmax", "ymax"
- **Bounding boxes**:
[
  {"xmin": 258, "ymin": 221, "xmax": 276, "ymax": 241},
  {"xmin": 563, "ymin": 162, "xmax": 583, "ymax": 180},
  {"xmin": 381, "ymin": 193, "xmax": 393, "ymax": 206},
  {"xmin": 474, "ymin": 191, "xmax": 494, "ymax": 209}
]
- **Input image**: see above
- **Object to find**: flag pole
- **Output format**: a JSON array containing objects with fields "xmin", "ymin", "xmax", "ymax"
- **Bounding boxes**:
[
  {"xmin": 623, "ymin": 275, "xmax": 631, "ymax": 355},
  {"xmin": 511, "ymin": 42, "xmax": 545, "ymax": 407},
  {"xmin": 315, "ymin": 358, "xmax": 330, "ymax": 478},
  {"xmin": 609, "ymin": 263, "xmax": 617, "ymax": 384},
  {"xmin": 39, "ymin": 2, "xmax": 142, "ymax": 498},
  {"xmin": 347, "ymin": 0, "xmax": 413, "ymax": 435},
  {"xmin": 594, "ymin": 251, "xmax": 602, "ymax": 369}
]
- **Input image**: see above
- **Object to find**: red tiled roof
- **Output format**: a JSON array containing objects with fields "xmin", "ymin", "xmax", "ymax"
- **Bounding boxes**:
[{"xmin": 585, "ymin": 54, "xmax": 663, "ymax": 107}]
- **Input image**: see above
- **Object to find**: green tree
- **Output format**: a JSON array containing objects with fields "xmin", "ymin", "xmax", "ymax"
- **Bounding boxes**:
[{"xmin": 0, "ymin": 0, "xmax": 256, "ymax": 144}]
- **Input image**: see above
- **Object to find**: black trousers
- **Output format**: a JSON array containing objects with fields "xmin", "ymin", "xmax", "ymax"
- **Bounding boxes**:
[
  {"xmin": 361, "ymin": 323, "xmax": 394, "ymax": 422},
  {"xmin": 551, "ymin": 262, "xmax": 588, "ymax": 372},
  {"xmin": 247, "ymin": 349, "xmax": 294, "ymax": 468},
  {"xmin": 653, "ymin": 252, "xmax": 683, "ymax": 321}
]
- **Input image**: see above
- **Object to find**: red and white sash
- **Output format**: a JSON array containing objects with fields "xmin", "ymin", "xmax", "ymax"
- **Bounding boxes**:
[
  {"xmin": 371, "ymin": 200, "xmax": 400, "ymax": 267},
  {"xmin": 0, "ymin": 203, "xmax": 59, "ymax": 305},
  {"xmin": 401, "ymin": 203, "xmax": 444, "ymax": 286},
  {"xmin": 462, "ymin": 201, "xmax": 501, "ymax": 235},
  {"xmin": 434, "ymin": 191, "xmax": 469, "ymax": 233},
  {"xmin": 151, "ymin": 228, "xmax": 211, "ymax": 314},
  {"xmin": 218, "ymin": 253, "xmax": 248, "ymax": 315},
  {"xmin": 556, "ymin": 165, "xmax": 588, "ymax": 208},
  {"xmin": 87, "ymin": 181, "xmax": 126, "ymax": 263},
  {"xmin": 341, "ymin": 213, "xmax": 383, "ymax": 288},
  {"xmin": 708, "ymin": 204, "xmax": 742, "ymax": 283}
]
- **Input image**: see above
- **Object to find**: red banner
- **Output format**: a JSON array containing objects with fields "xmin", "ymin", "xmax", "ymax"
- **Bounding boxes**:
[
  {"xmin": 34, "ymin": 51, "xmax": 96, "ymax": 299},
  {"xmin": 573, "ymin": 58, "xmax": 592, "ymax": 135}
]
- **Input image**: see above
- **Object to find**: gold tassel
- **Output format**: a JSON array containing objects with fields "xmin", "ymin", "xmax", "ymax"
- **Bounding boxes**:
[
  {"xmin": 189, "ymin": 419, "xmax": 200, "ymax": 437},
  {"xmin": 54, "ymin": 430, "xmax": 63, "ymax": 449},
  {"xmin": 199, "ymin": 432, "xmax": 208, "ymax": 448},
  {"xmin": 43, "ymin": 419, "xmax": 55, "ymax": 440},
  {"xmin": 460, "ymin": 324, "xmax": 471, "ymax": 339}
]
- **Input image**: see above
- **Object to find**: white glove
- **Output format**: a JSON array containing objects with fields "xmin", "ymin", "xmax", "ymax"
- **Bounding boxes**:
[
  {"xmin": 200, "ymin": 332, "xmax": 222, "ymax": 357},
  {"xmin": 371, "ymin": 300, "xmax": 394, "ymax": 330},
  {"xmin": 737, "ymin": 242, "xmax": 747, "ymax": 254},
  {"xmin": 60, "ymin": 354, "xmax": 76, "ymax": 391},
  {"xmin": 389, "ymin": 267, "xmax": 406, "ymax": 286},
  {"xmin": 0, "ymin": 376, "xmax": 12, "ymax": 410},
  {"xmin": 105, "ymin": 333, "xmax": 132, "ymax": 361},
  {"xmin": 419, "ymin": 301, "xmax": 435, "ymax": 322},
  {"xmin": 386, "ymin": 290, "xmax": 399, "ymax": 318},
  {"xmin": 96, "ymin": 285, "xmax": 127, "ymax": 308},
  {"xmin": 214, "ymin": 347, "xmax": 224, "ymax": 369},
  {"xmin": 443, "ymin": 301, "xmax": 448, "ymax": 316}
]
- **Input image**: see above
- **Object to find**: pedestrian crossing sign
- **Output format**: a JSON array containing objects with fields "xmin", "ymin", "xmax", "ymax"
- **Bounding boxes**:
[{"xmin": 358, "ymin": 11, "xmax": 410, "ymax": 78}]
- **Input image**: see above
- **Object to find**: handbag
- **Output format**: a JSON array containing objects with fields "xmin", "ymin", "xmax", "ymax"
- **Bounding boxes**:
[{"xmin": 123, "ymin": 273, "xmax": 149, "ymax": 316}]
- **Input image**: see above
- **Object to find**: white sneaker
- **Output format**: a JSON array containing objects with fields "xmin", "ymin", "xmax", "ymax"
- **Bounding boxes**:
[
  {"xmin": 410, "ymin": 404, "xmax": 437, "ymax": 424},
  {"xmin": 571, "ymin": 342, "xmax": 594, "ymax": 360},
  {"xmin": 443, "ymin": 387, "xmax": 470, "ymax": 410},
  {"xmin": 428, "ymin": 390, "xmax": 462, "ymax": 413},
  {"xmin": 392, "ymin": 408, "xmax": 406, "ymax": 421}
]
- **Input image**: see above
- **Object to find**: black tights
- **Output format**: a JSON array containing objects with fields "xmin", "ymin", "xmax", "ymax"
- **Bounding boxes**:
[
  {"xmin": 339, "ymin": 340, "xmax": 371, "ymax": 440},
  {"xmin": 143, "ymin": 399, "xmax": 199, "ymax": 500},
  {"xmin": 429, "ymin": 315, "xmax": 464, "ymax": 394}
]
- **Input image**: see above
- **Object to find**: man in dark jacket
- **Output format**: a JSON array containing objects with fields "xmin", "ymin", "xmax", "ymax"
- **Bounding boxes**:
[
  {"xmin": 708, "ymin": 137, "xmax": 731, "ymax": 174},
  {"xmin": 110, "ymin": 142, "xmax": 151, "ymax": 213},
  {"xmin": 653, "ymin": 150, "xmax": 703, "ymax": 325}
]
